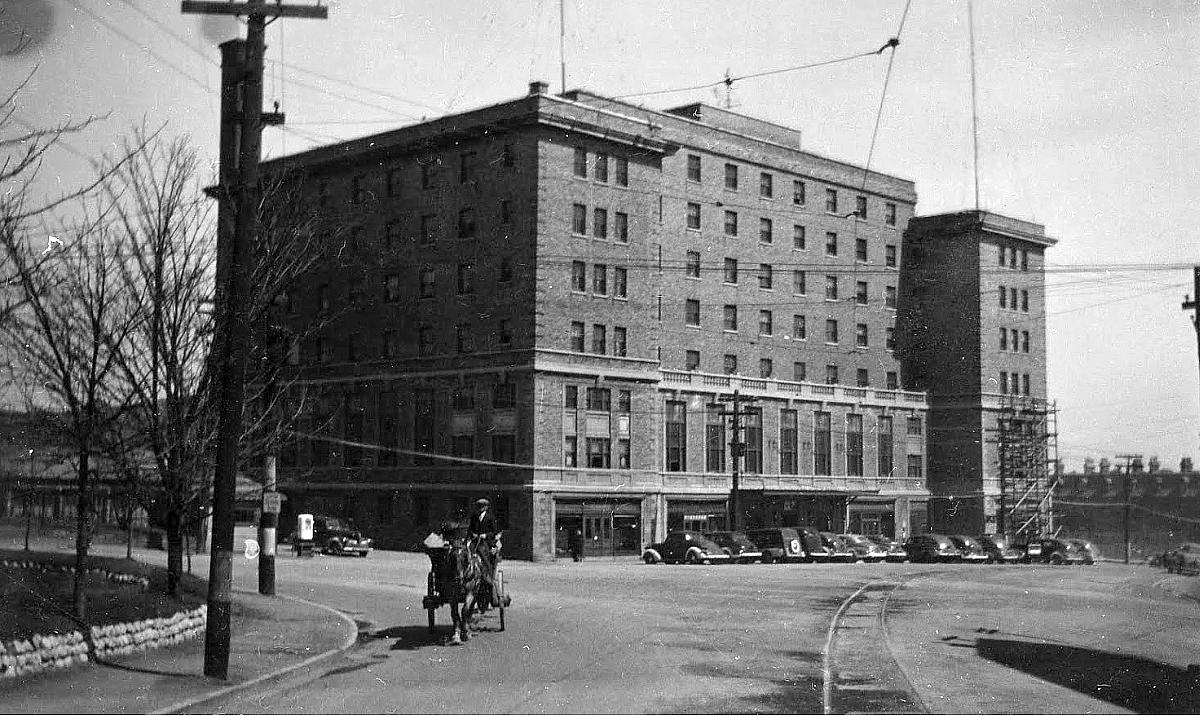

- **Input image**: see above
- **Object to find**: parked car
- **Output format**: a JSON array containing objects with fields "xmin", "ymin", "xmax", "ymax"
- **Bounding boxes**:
[
  {"xmin": 1164, "ymin": 543, "xmax": 1200, "ymax": 575},
  {"xmin": 840, "ymin": 533, "xmax": 889, "ymax": 562},
  {"xmin": 904, "ymin": 534, "xmax": 962, "ymax": 563},
  {"xmin": 792, "ymin": 526, "xmax": 834, "ymax": 562},
  {"xmin": 1067, "ymin": 538, "xmax": 1101, "ymax": 565},
  {"xmin": 745, "ymin": 527, "xmax": 808, "ymax": 563},
  {"xmin": 819, "ymin": 532, "xmax": 856, "ymax": 563},
  {"xmin": 705, "ymin": 531, "xmax": 764, "ymax": 564},
  {"xmin": 299, "ymin": 516, "xmax": 372, "ymax": 557},
  {"xmin": 642, "ymin": 531, "xmax": 732, "ymax": 565},
  {"xmin": 949, "ymin": 535, "xmax": 989, "ymax": 563},
  {"xmin": 1011, "ymin": 537, "xmax": 1044, "ymax": 564},
  {"xmin": 867, "ymin": 534, "xmax": 909, "ymax": 562},
  {"xmin": 976, "ymin": 535, "xmax": 1023, "ymax": 564},
  {"xmin": 1032, "ymin": 538, "xmax": 1087, "ymax": 565}
]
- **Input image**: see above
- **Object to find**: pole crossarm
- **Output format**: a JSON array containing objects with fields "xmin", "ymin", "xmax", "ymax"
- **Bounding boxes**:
[{"xmin": 181, "ymin": 1, "xmax": 328, "ymax": 19}]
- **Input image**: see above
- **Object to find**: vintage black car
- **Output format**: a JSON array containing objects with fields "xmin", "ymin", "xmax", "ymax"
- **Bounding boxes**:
[
  {"xmin": 819, "ymin": 532, "xmax": 856, "ymax": 563},
  {"xmin": 867, "ymin": 534, "xmax": 909, "ymax": 562},
  {"xmin": 839, "ymin": 533, "xmax": 889, "ymax": 562},
  {"xmin": 976, "ymin": 534, "xmax": 1023, "ymax": 563},
  {"xmin": 1031, "ymin": 538, "xmax": 1087, "ymax": 565},
  {"xmin": 905, "ymin": 534, "xmax": 962, "ymax": 563},
  {"xmin": 1164, "ymin": 543, "xmax": 1200, "ymax": 575},
  {"xmin": 745, "ymin": 527, "xmax": 808, "ymax": 563},
  {"xmin": 642, "ymin": 531, "xmax": 732, "ymax": 565},
  {"xmin": 309, "ymin": 516, "xmax": 372, "ymax": 557},
  {"xmin": 704, "ymin": 531, "xmax": 764, "ymax": 564},
  {"xmin": 949, "ymin": 535, "xmax": 989, "ymax": 563}
]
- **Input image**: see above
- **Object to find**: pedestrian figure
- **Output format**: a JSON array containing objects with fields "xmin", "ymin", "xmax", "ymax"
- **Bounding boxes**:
[{"xmin": 569, "ymin": 528, "xmax": 584, "ymax": 562}]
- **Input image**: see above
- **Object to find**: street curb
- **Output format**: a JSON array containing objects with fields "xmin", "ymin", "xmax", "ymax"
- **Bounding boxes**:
[{"xmin": 148, "ymin": 590, "xmax": 358, "ymax": 715}]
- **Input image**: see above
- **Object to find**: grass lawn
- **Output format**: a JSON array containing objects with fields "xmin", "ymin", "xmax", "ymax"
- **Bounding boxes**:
[{"xmin": 0, "ymin": 549, "xmax": 205, "ymax": 641}]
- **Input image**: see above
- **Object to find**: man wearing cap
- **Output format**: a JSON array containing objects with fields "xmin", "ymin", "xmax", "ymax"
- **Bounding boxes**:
[{"xmin": 469, "ymin": 498, "xmax": 500, "ymax": 609}]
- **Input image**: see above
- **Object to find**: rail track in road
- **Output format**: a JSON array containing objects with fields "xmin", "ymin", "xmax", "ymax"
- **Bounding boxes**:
[{"xmin": 823, "ymin": 577, "xmax": 930, "ymax": 715}]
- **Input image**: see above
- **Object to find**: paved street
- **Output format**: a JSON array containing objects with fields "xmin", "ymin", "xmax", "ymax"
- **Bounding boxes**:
[{"xmin": 190, "ymin": 541, "xmax": 1200, "ymax": 715}]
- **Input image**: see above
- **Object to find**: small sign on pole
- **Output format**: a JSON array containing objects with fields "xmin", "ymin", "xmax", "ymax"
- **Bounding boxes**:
[{"xmin": 262, "ymin": 491, "xmax": 282, "ymax": 514}]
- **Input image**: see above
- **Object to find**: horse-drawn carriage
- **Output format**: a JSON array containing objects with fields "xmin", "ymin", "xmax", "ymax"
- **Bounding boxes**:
[{"xmin": 423, "ymin": 532, "xmax": 511, "ymax": 642}]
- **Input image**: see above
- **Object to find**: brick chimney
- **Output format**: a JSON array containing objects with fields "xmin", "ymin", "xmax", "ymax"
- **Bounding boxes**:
[{"xmin": 528, "ymin": 80, "xmax": 549, "ymax": 96}]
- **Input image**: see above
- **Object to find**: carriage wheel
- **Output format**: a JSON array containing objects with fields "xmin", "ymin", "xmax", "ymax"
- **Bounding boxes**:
[{"xmin": 427, "ymin": 608, "xmax": 436, "ymax": 634}]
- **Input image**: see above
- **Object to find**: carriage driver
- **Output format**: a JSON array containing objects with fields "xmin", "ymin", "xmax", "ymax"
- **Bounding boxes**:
[{"xmin": 469, "ymin": 498, "xmax": 500, "ymax": 595}]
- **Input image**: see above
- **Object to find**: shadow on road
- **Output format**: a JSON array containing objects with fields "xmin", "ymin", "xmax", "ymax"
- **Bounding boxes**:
[
  {"xmin": 976, "ymin": 637, "xmax": 1200, "ymax": 714},
  {"xmin": 362, "ymin": 624, "xmax": 447, "ymax": 651}
]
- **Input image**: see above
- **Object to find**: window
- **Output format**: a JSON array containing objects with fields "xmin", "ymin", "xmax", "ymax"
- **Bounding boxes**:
[
  {"xmin": 564, "ymin": 436, "xmax": 577, "ymax": 467},
  {"xmin": 455, "ymin": 323, "xmax": 474, "ymax": 353},
  {"xmin": 573, "ymin": 146, "xmax": 587, "ymax": 177},
  {"xmin": 317, "ymin": 181, "xmax": 329, "ymax": 207},
  {"xmin": 759, "ymin": 218, "xmax": 773, "ymax": 244},
  {"xmin": 317, "ymin": 284, "xmax": 331, "ymax": 314},
  {"xmin": 614, "ymin": 212, "xmax": 629, "ymax": 243},
  {"xmin": 825, "ymin": 275, "xmax": 838, "ymax": 300},
  {"xmin": 593, "ymin": 264, "xmax": 608, "ymax": 295},
  {"xmin": 593, "ymin": 208, "xmax": 608, "ymax": 238},
  {"xmin": 317, "ymin": 337, "xmax": 333, "ymax": 363},
  {"xmin": 502, "ymin": 143, "xmax": 515, "ymax": 167},
  {"xmin": 572, "ymin": 203, "xmax": 587, "ymax": 234},
  {"xmin": 1021, "ymin": 250, "xmax": 1029, "ymax": 271},
  {"xmin": 886, "ymin": 244, "xmax": 897, "ymax": 267},
  {"xmin": 457, "ymin": 208, "xmax": 476, "ymax": 238},
  {"xmin": 793, "ymin": 224, "xmax": 806, "ymax": 250},
  {"xmin": 686, "ymin": 202, "xmax": 701, "ymax": 230},
  {"xmin": 723, "ymin": 304, "xmax": 738, "ymax": 332},
  {"xmin": 499, "ymin": 257, "xmax": 513, "ymax": 283},
  {"xmin": 825, "ymin": 232, "xmax": 838, "ymax": 256},
  {"xmin": 998, "ymin": 245, "xmax": 1006, "ymax": 266},
  {"xmin": 591, "ymin": 324, "xmax": 607, "ymax": 354},
  {"xmin": 999, "ymin": 286, "xmax": 1007, "ymax": 309},
  {"xmin": 886, "ymin": 371, "xmax": 898, "ymax": 389},
  {"xmin": 825, "ymin": 364, "xmax": 839, "ymax": 385},
  {"xmin": 350, "ymin": 174, "xmax": 367, "ymax": 204},
  {"xmin": 459, "ymin": 151, "xmax": 476, "ymax": 183},
  {"xmin": 825, "ymin": 188, "xmax": 838, "ymax": 213},
  {"xmin": 617, "ymin": 390, "xmax": 631, "ymax": 413},
  {"xmin": 825, "ymin": 319, "xmax": 839, "ymax": 344},
  {"xmin": 886, "ymin": 327, "xmax": 896, "ymax": 350},
  {"xmin": 847, "ymin": 414, "xmax": 864, "ymax": 476},
  {"xmin": 743, "ymin": 408, "xmax": 763, "ymax": 474},
  {"xmin": 854, "ymin": 196, "xmax": 868, "ymax": 220},
  {"xmin": 1022, "ymin": 331, "xmax": 1030, "ymax": 353},
  {"xmin": 346, "ymin": 333, "xmax": 361, "ymax": 361},
  {"xmin": 885, "ymin": 285, "xmax": 897, "ymax": 308},
  {"xmin": 382, "ymin": 330, "xmax": 399, "ymax": 359},
  {"xmin": 856, "ymin": 368, "xmax": 869, "ymax": 387},
  {"xmin": 759, "ymin": 172, "xmax": 773, "ymax": 198},
  {"xmin": 723, "ymin": 258, "xmax": 738, "ymax": 284},
  {"xmin": 774, "ymin": 409, "xmax": 798, "ymax": 476},
  {"xmin": 793, "ymin": 361, "xmax": 807, "ymax": 382},
  {"xmin": 1011, "ymin": 329, "xmax": 1019, "ymax": 352},
  {"xmin": 814, "ymin": 411, "xmax": 831, "ymax": 475},
  {"xmin": 1021, "ymin": 290, "xmax": 1029, "ymax": 312},
  {"xmin": 907, "ymin": 455, "xmax": 924, "ymax": 478},
  {"xmin": 498, "ymin": 319, "xmax": 512, "ymax": 346},
  {"xmin": 418, "ymin": 268, "xmax": 435, "ymax": 298},
  {"xmin": 686, "ymin": 154, "xmax": 701, "ymax": 182},
  {"xmin": 493, "ymin": 383, "xmax": 517, "ymax": 409},
  {"xmin": 685, "ymin": 350, "xmax": 700, "ymax": 371},
  {"xmin": 565, "ymin": 385, "xmax": 578, "ymax": 409},
  {"xmin": 759, "ymin": 358, "xmax": 773, "ymax": 378},
  {"xmin": 856, "ymin": 238, "xmax": 868, "ymax": 262},
  {"xmin": 613, "ymin": 326, "xmax": 627, "ymax": 357},
  {"xmin": 793, "ymin": 270, "xmax": 806, "ymax": 295},
  {"xmin": 724, "ymin": 210, "xmax": 738, "ymax": 237},
  {"xmin": 457, "ymin": 263, "xmax": 474, "ymax": 294},
  {"xmin": 420, "ymin": 214, "xmax": 437, "ymax": 245},
  {"xmin": 586, "ymin": 438, "xmax": 611, "ymax": 468},
  {"xmin": 855, "ymin": 281, "xmax": 868, "ymax": 305},
  {"xmin": 384, "ymin": 221, "xmax": 401, "ymax": 251},
  {"xmin": 758, "ymin": 263, "xmax": 773, "ymax": 289},
  {"xmin": 685, "ymin": 251, "xmax": 701, "ymax": 278},
  {"xmin": 685, "ymin": 299, "xmax": 701, "ymax": 327},
  {"xmin": 1010, "ymin": 248, "xmax": 1019, "ymax": 268},
  {"xmin": 615, "ymin": 156, "xmax": 629, "ymax": 186},
  {"xmin": 723, "ymin": 354, "xmax": 738, "ymax": 375},
  {"xmin": 347, "ymin": 277, "xmax": 364, "ymax": 306},
  {"xmin": 907, "ymin": 417, "xmax": 923, "ymax": 436},
  {"xmin": 999, "ymin": 372, "xmax": 1009, "ymax": 394},
  {"xmin": 1011, "ymin": 287, "xmax": 1018, "ymax": 310},
  {"xmin": 571, "ymin": 261, "xmax": 586, "ymax": 292},
  {"xmin": 617, "ymin": 438, "xmax": 631, "ymax": 469},
  {"xmin": 614, "ymin": 267, "xmax": 627, "ymax": 298},
  {"xmin": 1022, "ymin": 374, "xmax": 1031, "ymax": 395},
  {"xmin": 570, "ymin": 321, "xmax": 585, "ymax": 351},
  {"xmin": 878, "ymin": 416, "xmax": 894, "ymax": 476},
  {"xmin": 758, "ymin": 310, "xmax": 773, "ymax": 336},
  {"xmin": 793, "ymin": 314, "xmax": 807, "ymax": 340},
  {"xmin": 855, "ymin": 323, "xmax": 868, "ymax": 348},
  {"xmin": 418, "ymin": 326, "xmax": 434, "ymax": 356},
  {"xmin": 387, "ymin": 167, "xmax": 402, "ymax": 197},
  {"xmin": 724, "ymin": 163, "xmax": 738, "ymax": 190},
  {"xmin": 793, "ymin": 180, "xmax": 806, "ymax": 206},
  {"xmin": 706, "ymin": 404, "xmax": 726, "ymax": 472},
  {"xmin": 885, "ymin": 202, "xmax": 897, "ymax": 226},
  {"xmin": 999, "ymin": 328, "xmax": 1008, "ymax": 351},
  {"xmin": 594, "ymin": 152, "xmax": 609, "ymax": 182},
  {"xmin": 384, "ymin": 274, "xmax": 401, "ymax": 303},
  {"xmin": 665, "ymin": 400, "xmax": 687, "ymax": 472},
  {"xmin": 421, "ymin": 160, "xmax": 436, "ymax": 189}
]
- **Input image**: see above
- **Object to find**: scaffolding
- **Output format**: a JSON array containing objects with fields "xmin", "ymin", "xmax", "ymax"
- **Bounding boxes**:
[{"xmin": 996, "ymin": 396, "xmax": 1059, "ymax": 539}]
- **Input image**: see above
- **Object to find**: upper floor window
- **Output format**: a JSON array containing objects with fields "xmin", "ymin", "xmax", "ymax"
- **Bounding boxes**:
[
  {"xmin": 685, "ymin": 299, "xmax": 701, "ymax": 327},
  {"xmin": 573, "ymin": 147, "xmax": 587, "ymax": 177},
  {"xmin": 885, "ymin": 202, "xmax": 897, "ymax": 227},
  {"xmin": 759, "ymin": 218, "xmax": 773, "ymax": 244},
  {"xmin": 593, "ymin": 208, "xmax": 608, "ymax": 239},
  {"xmin": 457, "ymin": 263, "xmax": 475, "ymax": 294},
  {"xmin": 758, "ymin": 263, "xmax": 773, "ymax": 290},
  {"xmin": 420, "ymin": 214, "xmax": 437, "ymax": 245},
  {"xmin": 825, "ymin": 231, "xmax": 838, "ymax": 256},
  {"xmin": 685, "ymin": 251, "xmax": 701, "ymax": 279},
  {"xmin": 572, "ymin": 204, "xmax": 587, "ymax": 235},
  {"xmin": 724, "ymin": 163, "xmax": 738, "ymax": 190},
  {"xmin": 387, "ymin": 167, "xmax": 402, "ymax": 197},
  {"xmin": 793, "ymin": 224, "xmax": 806, "ymax": 250},
  {"xmin": 723, "ymin": 304, "xmax": 738, "ymax": 332},
  {"xmin": 723, "ymin": 258, "xmax": 738, "ymax": 284},
  {"xmin": 686, "ymin": 154, "xmax": 701, "ymax": 182},
  {"xmin": 825, "ymin": 188, "xmax": 838, "ymax": 213},
  {"xmin": 724, "ymin": 210, "xmax": 738, "ymax": 237},
  {"xmin": 886, "ymin": 244, "xmax": 897, "ymax": 267},
  {"xmin": 759, "ymin": 172, "xmax": 773, "ymax": 198},
  {"xmin": 686, "ymin": 202, "xmax": 701, "ymax": 230},
  {"xmin": 825, "ymin": 319, "xmax": 839, "ymax": 344},
  {"xmin": 855, "ymin": 238, "xmax": 868, "ymax": 262},
  {"xmin": 855, "ymin": 281, "xmax": 868, "ymax": 305},
  {"xmin": 614, "ymin": 212, "xmax": 629, "ymax": 243},
  {"xmin": 594, "ymin": 152, "xmax": 609, "ymax": 182},
  {"xmin": 457, "ymin": 208, "xmax": 476, "ymax": 238},
  {"xmin": 854, "ymin": 195, "xmax": 867, "ymax": 219},
  {"xmin": 420, "ymin": 159, "xmax": 437, "ymax": 189},
  {"xmin": 382, "ymin": 274, "xmax": 402, "ymax": 303},
  {"xmin": 614, "ymin": 156, "xmax": 629, "ymax": 186},
  {"xmin": 825, "ymin": 275, "xmax": 838, "ymax": 300},
  {"xmin": 459, "ymin": 151, "xmax": 477, "ymax": 183},
  {"xmin": 793, "ymin": 180, "xmax": 806, "ymax": 206}
]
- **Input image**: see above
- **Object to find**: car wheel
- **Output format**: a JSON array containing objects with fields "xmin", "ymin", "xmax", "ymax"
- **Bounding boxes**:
[
  {"xmin": 1049, "ymin": 554, "xmax": 1064, "ymax": 565},
  {"xmin": 326, "ymin": 539, "xmax": 342, "ymax": 555},
  {"xmin": 685, "ymin": 549, "xmax": 703, "ymax": 565},
  {"xmin": 643, "ymin": 553, "xmax": 658, "ymax": 565}
]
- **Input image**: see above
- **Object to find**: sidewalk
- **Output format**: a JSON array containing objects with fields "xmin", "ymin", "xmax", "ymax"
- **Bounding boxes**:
[{"xmin": 0, "ymin": 526, "xmax": 357, "ymax": 715}]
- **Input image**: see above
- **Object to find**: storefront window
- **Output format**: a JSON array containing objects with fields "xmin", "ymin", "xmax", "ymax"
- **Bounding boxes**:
[
  {"xmin": 780, "ymin": 409, "xmax": 798, "ymax": 474},
  {"xmin": 665, "ymin": 400, "xmax": 687, "ymax": 472},
  {"xmin": 705, "ymin": 404, "xmax": 725, "ymax": 473},
  {"xmin": 743, "ymin": 408, "xmax": 762, "ymax": 474},
  {"xmin": 814, "ymin": 411, "xmax": 831, "ymax": 475}
]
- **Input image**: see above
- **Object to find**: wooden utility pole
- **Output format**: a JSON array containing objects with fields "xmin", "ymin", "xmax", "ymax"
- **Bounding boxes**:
[
  {"xmin": 1115, "ymin": 453, "xmax": 1142, "ymax": 565},
  {"xmin": 1183, "ymin": 266, "xmax": 1200, "ymax": 428},
  {"xmin": 719, "ymin": 391, "xmax": 759, "ymax": 532},
  {"xmin": 181, "ymin": 0, "xmax": 326, "ymax": 681}
]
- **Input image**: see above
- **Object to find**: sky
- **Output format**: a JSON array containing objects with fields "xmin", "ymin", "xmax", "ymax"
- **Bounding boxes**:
[{"xmin": 3, "ymin": 0, "xmax": 1198, "ymax": 470}]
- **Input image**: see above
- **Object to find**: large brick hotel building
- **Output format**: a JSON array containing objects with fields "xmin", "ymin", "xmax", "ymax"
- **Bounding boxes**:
[{"xmin": 264, "ymin": 82, "xmax": 1054, "ymax": 559}]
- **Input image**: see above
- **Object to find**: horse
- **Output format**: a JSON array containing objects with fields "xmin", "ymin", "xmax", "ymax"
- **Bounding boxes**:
[{"xmin": 438, "ymin": 535, "xmax": 485, "ymax": 645}]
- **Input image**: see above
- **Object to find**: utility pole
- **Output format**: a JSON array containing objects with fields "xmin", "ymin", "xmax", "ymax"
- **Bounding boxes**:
[
  {"xmin": 1115, "ymin": 453, "xmax": 1142, "ymax": 565},
  {"xmin": 719, "ymin": 391, "xmax": 759, "ymax": 532},
  {"xmin": 181, "ymin": 0, "xmax": 326, "ymax": 681},
  {"xmin": 1183, "ymin": 266, "xmax": 1200, "ymax": 423}
]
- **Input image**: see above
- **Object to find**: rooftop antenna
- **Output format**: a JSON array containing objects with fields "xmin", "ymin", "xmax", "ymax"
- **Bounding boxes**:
[
  {"xmin": 559, "ymin": 0, "xmax": 566, "ymax": 93},
  {"xmin": 968, "ymin": 0, "xmax": 981, "ymax": 211},
  {"xmin": 723, "ymin": 68, "xmax": 733, "ymax": 109}
]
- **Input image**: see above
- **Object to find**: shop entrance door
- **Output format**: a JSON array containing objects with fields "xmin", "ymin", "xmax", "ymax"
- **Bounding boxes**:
[{"xmin": 554, "ymin": 500, "xmax": 641, "ymax": 559}]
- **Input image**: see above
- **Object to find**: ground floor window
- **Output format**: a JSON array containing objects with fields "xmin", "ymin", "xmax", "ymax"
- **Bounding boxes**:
[{"xmin": 554, "ymin": 500, "xmax": 641, "ymax": 558}]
